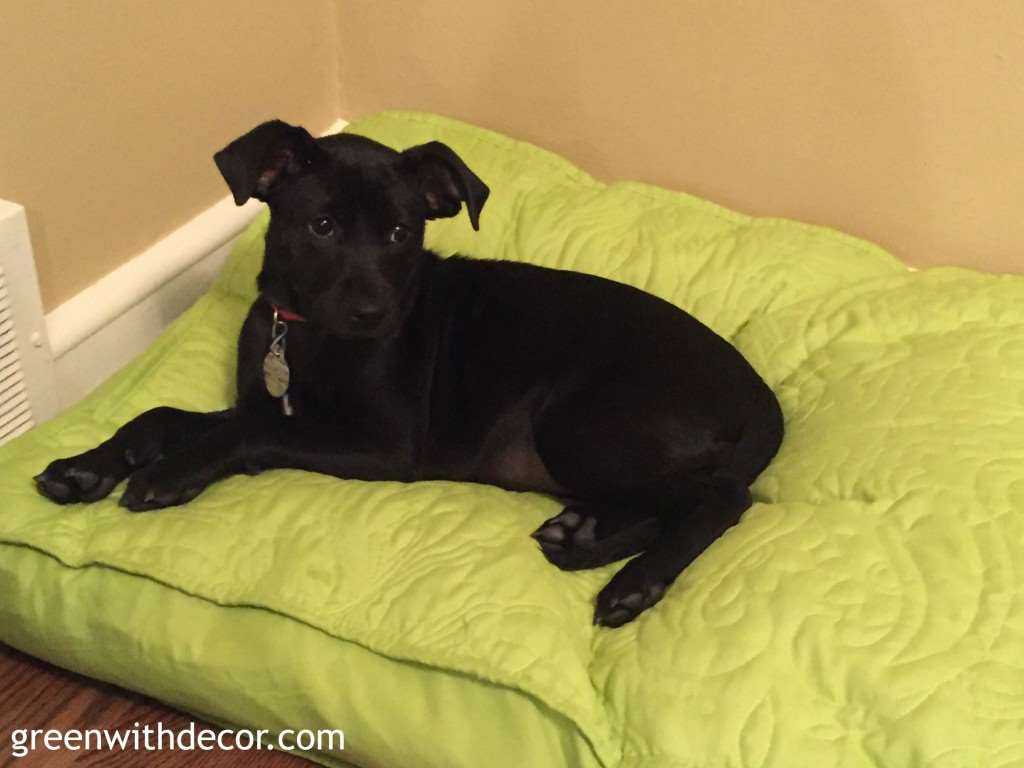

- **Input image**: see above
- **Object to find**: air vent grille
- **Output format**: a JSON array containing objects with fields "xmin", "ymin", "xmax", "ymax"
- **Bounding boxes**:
[{"xmin": 0, "ymin": 266, "xmax": 35, "ymax": 444}]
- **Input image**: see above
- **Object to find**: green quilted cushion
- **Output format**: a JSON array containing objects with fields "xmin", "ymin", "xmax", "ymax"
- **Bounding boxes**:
[{"xmin": 2, "ymin": 111, "xmax": 1022, "ymax": 768}]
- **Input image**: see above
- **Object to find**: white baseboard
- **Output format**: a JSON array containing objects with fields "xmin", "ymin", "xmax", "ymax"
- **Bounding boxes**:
[
  {"xmin": 50, "ymin": 238, "xmax": 238, "ymax": 411},
  {"xmin": 46, "ymin": 118, "xmax": 348, "ymax": 412},
  {"xmin": 45, "ymin": 196, "xmax": 264, "ymax": 360}
]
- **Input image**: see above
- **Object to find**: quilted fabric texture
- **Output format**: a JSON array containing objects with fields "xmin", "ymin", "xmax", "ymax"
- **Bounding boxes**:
[{"xmin": 2, "ymin": 111, "xmax": 1023, "ymax": 768}]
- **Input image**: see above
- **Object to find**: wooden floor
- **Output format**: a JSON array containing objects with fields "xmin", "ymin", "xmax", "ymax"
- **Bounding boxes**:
[{"xmin": 0, "ymin": 644, "xmax": 312, "ymax": 767}]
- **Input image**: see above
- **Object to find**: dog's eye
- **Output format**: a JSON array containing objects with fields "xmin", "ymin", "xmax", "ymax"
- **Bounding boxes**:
[
  {"xmin": 388, "ymin": 225, "xmax": 410, "ymax": 244},
  {"xmin": 309, "ymin": 216, "xmax": 335, "ymax": 238}
]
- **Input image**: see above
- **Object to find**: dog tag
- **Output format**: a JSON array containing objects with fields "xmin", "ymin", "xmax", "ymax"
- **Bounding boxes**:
[
  {"xmin": 264, "ymin": 309, "xmax": 295, "ymax": 412},
  {"xmin": 263, "ymin": 351, "xmax": 290, "ymax": 398}
]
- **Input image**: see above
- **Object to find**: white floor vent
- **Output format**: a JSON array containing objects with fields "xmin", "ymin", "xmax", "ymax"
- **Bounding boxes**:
[{"xmin": 0, "ymin": 201, "xmax": 57, "ymax": 445}]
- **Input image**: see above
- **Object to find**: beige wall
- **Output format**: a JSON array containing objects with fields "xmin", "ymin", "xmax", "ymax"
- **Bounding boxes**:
[
  {"xmin": 337, "ymin": 1, "xmax": 1024, "ymax": 273},
  {"xmin": 4, "ymin": 2, "xmax": 1021, "ymax": 312},
  {"xmin": 0, "ymin": 1, "xmax": 338, "ymax": 309}
]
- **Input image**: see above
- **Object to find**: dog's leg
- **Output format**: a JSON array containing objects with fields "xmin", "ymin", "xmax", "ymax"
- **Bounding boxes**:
[
  {"xmin": 118, "ymin": 415, "xmax": 410, "ymax": 511},
  {"xmin": 534, "ymin": 382, "xmax": 761, "ymax": 626},
  {"xmin": 35, "ymin": 408, "xmax": 231, "ymax": 504},
  {"xmin": 593, "ymin": 473, "xmax": 750, "ymax": 627}
]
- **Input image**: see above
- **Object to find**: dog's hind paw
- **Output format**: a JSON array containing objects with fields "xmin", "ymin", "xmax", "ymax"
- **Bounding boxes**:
[
  {"xmin": 532, "ymin": 508, "xmax": 597, "ymax": 569},
  {"xmin": 532, "ymin": 504, "xmax": 660, "ymax": 571},
  {"xmin": 593, "ymin": 565, "xmax": 668, "ymax": 628}
]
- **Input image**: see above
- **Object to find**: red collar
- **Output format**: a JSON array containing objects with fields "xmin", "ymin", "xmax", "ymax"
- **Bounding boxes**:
[{"xmin": 272, "ymin": 304, "xmax": 306, "ymax": 323}]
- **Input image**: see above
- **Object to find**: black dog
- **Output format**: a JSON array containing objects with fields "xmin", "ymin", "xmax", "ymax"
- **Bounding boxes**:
[{"xmin": 35, "ymin": 121, "xmax": 783, "ymax": 627}]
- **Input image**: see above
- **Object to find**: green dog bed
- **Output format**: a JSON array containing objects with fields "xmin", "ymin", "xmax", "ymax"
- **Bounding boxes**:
[{"xmin": 2, "ymin": 112, "xmax": 1023, "ymax": 768}]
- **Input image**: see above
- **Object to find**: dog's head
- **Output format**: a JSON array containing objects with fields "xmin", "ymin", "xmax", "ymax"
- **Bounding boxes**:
[{"xmin": 214, "ymin": 120, "xmax": 488, "ymax": 338}]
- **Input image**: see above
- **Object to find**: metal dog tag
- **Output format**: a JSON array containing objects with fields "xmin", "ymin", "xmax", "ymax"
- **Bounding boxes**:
[
  {"xmin": 263, "ymin": 309, "xmax": 292, "ymax": 400},
  {"xmin": 263, "ymin": 351, "xmax": 290, "ymax": 398}
]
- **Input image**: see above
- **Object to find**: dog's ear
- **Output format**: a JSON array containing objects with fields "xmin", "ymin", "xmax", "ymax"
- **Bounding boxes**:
[
  {"xmin": 214, "ymin": 120, "xmax": 320, "ymax": 205},
  {"xmin": 401, "ymin": 142, "xmax": 489, "ymax": 230}
]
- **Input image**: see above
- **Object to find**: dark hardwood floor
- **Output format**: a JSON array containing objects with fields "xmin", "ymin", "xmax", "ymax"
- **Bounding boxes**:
[{"xmin": 0, "ymin": 643, "xmax": 314, "ymax": 767}]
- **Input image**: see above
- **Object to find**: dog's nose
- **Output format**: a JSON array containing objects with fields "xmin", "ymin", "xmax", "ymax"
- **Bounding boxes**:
[{"xmin": 350, "ymin": 304, "xmax": 386, "ymax": 327}]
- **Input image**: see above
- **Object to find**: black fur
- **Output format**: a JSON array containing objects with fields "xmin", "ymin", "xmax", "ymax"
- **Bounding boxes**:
[{"xmin": 35, "ymin": 121, "xmax": 784, "ymax": 627}]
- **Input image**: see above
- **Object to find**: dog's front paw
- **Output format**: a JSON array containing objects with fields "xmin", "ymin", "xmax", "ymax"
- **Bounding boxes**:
[
  {"xmin": 34, "ymin": 450, "xmax": 126, "ymax": 504},
  {"xmin": 119, "ymin": 457, "xmax": 211, "ymax": 512},
  {"xmin": 593, "ymin": 561, "xmax": 669, "ymax": 628}
]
